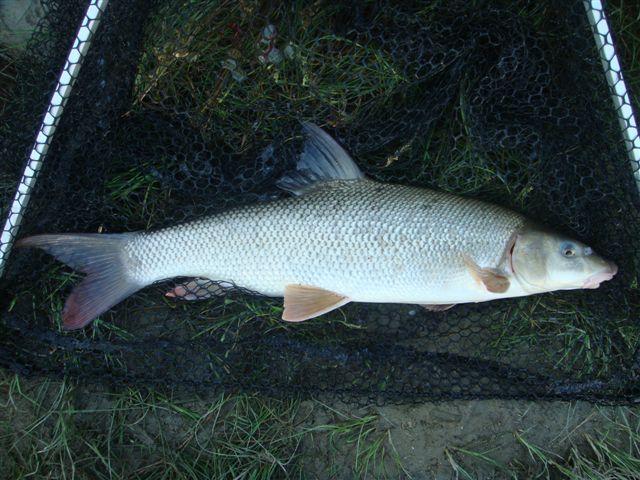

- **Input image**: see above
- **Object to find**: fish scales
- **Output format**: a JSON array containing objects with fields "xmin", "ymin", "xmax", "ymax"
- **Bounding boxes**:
[
  {"xmin": 16, "ymin": 123, "xmax": 616, "ymax": 329},
  {"xmin": 126, "ymin": 180, "xmax": 526, "ymax": 304}
]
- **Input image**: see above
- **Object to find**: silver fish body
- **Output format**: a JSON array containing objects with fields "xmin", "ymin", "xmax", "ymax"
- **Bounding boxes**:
[
  {"xmin": 129, "ymin": 180, "xmax": 526, "ymax": 305},
  {"xmin": 17, "ymin": 123, "xmax": 617, "ymax": 329}
]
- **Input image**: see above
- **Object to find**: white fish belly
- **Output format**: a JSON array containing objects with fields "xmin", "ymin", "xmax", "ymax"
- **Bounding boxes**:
[{"xmin": 124, "ymin": 180, "xmax": 526, "ymax": 304}]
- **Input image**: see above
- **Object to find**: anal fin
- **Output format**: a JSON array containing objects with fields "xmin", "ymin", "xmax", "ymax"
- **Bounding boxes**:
[{"xmin": 283, "ymin": 284, "xmax": 350, "ymax": 322}]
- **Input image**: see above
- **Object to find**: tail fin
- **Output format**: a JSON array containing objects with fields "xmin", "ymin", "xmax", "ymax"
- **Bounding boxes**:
[{"xmin": 17, "ymin": 233, "xmax": 141, "ymax": 330}]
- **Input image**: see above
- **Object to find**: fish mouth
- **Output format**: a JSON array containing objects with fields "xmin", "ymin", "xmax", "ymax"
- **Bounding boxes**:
[{"xmin": 582, "ymin": 262, "xmax": 618, "ymax": 289}]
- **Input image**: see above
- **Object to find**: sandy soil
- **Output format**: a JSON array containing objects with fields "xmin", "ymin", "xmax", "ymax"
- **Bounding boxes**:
[
  {"xmin": 300, "ymin": 399, "xmax": 624, "ymax": 479},
  {"xmin": 1, "ymin": 370, "xmax": 635, "ymax": 479}
]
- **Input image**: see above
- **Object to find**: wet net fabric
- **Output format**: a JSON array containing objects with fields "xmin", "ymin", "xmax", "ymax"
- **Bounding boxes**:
[{"xmin": 1, "ymin": 0, "xmax": 639, "ymax": 403}]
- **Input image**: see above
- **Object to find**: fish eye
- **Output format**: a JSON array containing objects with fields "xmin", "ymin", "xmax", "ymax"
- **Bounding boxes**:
[{"xmin": 561, "ymin": 242, "xmax": 576, "ymax": 258}]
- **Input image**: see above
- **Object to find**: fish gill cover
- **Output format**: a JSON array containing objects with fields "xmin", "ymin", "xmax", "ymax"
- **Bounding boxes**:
[{"xmin": 0, "ymin": 0, "xmax": 639, "ymax": 403}]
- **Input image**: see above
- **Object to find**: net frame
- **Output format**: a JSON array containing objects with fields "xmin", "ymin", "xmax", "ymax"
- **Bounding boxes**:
[
  {"xmin": 584, "ymin": 0, "xmax": 640, "ymax": 191},
  {"xmin": 0, "ymin": 0, "xmax": 108, "ymax": 277}
]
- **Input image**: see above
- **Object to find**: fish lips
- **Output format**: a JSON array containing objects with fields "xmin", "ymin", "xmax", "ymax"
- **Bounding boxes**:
[{"xmin": 582, "ymin": 262, "xmax": 618, "ymax": 289}]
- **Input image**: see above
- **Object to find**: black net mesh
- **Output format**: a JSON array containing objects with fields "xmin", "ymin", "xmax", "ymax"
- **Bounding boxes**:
[{"xmin": 1, "ymin": 0, "xmax": 639, "ymax": 404}]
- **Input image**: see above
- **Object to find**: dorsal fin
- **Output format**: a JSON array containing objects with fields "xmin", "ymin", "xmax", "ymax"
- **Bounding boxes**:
[{"xmin": 277, "ymin": 122, "xmax": 364, "ymax": 195}]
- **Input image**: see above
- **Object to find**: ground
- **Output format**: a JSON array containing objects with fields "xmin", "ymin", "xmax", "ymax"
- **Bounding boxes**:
[{"xmin": 1, "ymin": 373, "xmax": 639, "ymax": 478}]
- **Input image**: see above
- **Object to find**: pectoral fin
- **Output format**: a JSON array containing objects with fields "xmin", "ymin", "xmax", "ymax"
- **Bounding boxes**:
[
  {"xmin": 463, "ymin": 255, "xmax": 510, "ymax": 293},
  {"xmin": 420, "ymin": 304, "xmax": 456, "ymax": 312},
  {"xmin": 283, "ymin": 284, "xmax": 350, "ymax": 322}
]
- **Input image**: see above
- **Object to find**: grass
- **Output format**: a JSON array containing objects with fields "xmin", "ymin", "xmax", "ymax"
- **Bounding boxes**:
[
  {"xmin": 184, "ymin": 294, "xmax": 298, "ymax": 341},
  {"xmin": 444, "ymin": 407, "xmax": 640, "ymax": 479},
  {"xmin": 132, "ymin": 0, "xmax": 409, "ymax": 147},
  {"xmin": 305, "ymin": 403, "xmax": 410, "ymax": 479},
  {"xmin": 0, "ymin": 46, "xmax": 19, "ymax": 121},
  {"xmin": 0, "ymin": 373, "xmax": 304, "ymax": 479},
  {"xmin": 130, "ymin": 0, "xmax": 538, "ymax": 206},
  {"xmin": 3, "ymin": 371, "xmax": 640, "ymax": 478},
  {"xmin": 488, "ymin": 293, "xmax": 640, "ymax": 378},
  {"xmin": 415, "ymin": 97, "xmax": 537, "ymax": 208},
  {"xmin": 446, "ymin": 445, "xmax": 517, "ymax": 480},
  {"xmin": 450, "ymin": 408, "xmax": 640, "ymax": 479},
  {"xmin": 106, "ymin": 163, "xmax": 169, "ymax": 229},
  {"xmin": 0, "ymin": 372, "xmax": 415, "ymax": 479},
  {"xmin": 608, "ymin": 0, "xmax": 640, "ymax": 111},
  {"xmin": 0, "ymin": 170, "xmax": 16, "ymax": 229}
]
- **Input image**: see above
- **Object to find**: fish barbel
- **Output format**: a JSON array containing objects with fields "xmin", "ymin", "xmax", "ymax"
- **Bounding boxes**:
[{"xmin": 18, "ymin": 123, "xmax": 618, "ymax": 329}]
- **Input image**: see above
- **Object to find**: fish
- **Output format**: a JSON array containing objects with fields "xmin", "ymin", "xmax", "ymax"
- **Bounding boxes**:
[{"xmin": 17, "ymin": 123, "xmax": 618, "ymax": 330}]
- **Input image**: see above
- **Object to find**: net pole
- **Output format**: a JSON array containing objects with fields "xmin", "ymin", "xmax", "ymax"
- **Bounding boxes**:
[
  {"xmin": 584, "ymin": 0, "xmax": 640, "ymax": 192},
  {"xmin": 0, "ymin": 0, "xmax": 109, "ymax": 277}
]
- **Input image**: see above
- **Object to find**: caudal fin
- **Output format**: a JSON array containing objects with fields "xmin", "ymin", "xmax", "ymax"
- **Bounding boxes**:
[{"xmin": 17, "ymin": 233, "xmax": 141, "ymax": 330}]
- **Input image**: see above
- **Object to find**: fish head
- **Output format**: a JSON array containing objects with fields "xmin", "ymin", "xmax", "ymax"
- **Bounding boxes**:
[{"xmin": 510, "ymin": 226, "xmax": 617, "ymax": 292}]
